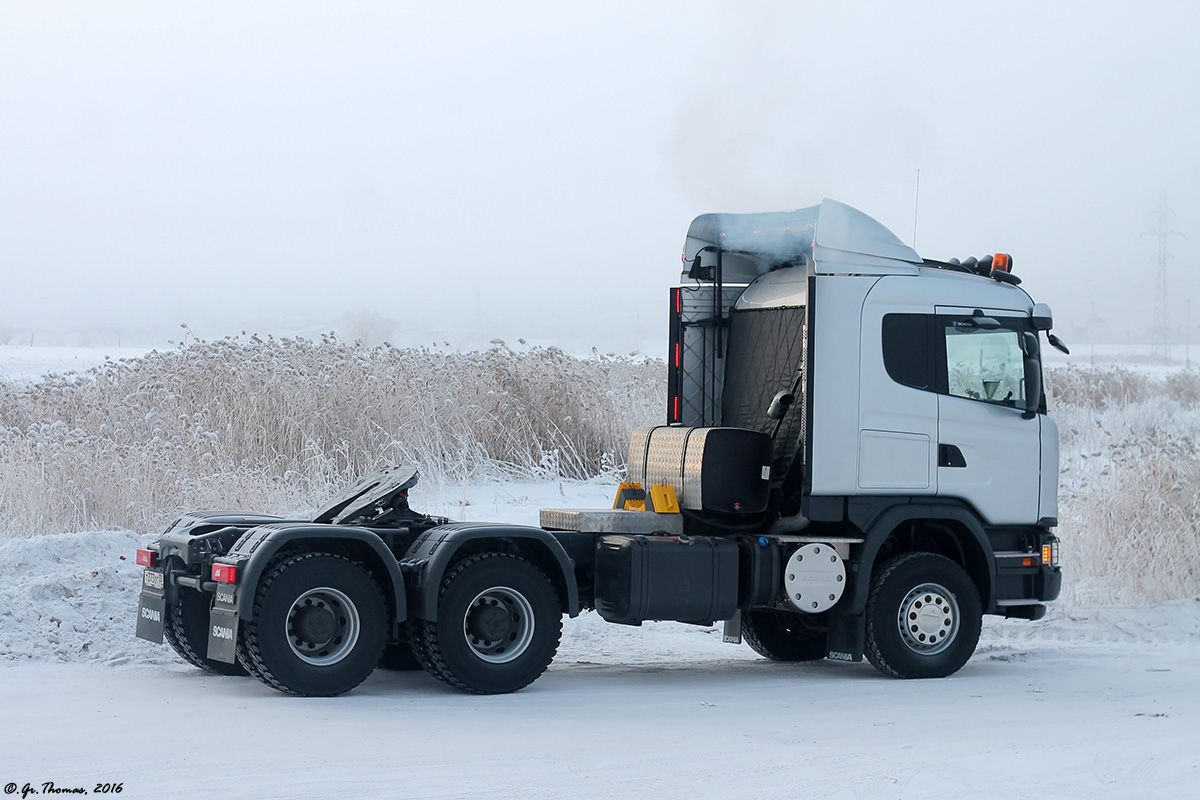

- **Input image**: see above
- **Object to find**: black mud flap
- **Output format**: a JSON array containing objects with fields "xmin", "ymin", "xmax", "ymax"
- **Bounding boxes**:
[
  {"xmin": 825, "ymin": 609, "xmax": 864, "ymax": 663},
  {"xmin": 136, "ymin": 590, "xmax": 166, "ymax": 643},
  {"xmin": 207, "ymin": 607, "xmax": 239, "ymax": 664}
]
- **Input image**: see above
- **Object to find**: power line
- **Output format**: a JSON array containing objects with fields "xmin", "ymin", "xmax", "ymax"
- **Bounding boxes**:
[{"xmin": 1147, "ymin": 194, "xmax": 1182, "ymax": 360}]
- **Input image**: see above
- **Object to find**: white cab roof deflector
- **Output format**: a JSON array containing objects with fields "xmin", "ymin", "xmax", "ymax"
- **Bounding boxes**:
[{"xmin": 683, "ymin": 198, "xmax": 921, "ymax": 284}]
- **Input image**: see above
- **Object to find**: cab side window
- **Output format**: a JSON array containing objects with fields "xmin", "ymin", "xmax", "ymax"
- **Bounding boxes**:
[
  {"xmin": 883, "ymin": 313, "xmax": 1031, "ymax": 409},
  {"xmin": 881, "ymin": 314, "xmax": 935, "ymax": 390},
  {"xmin": 944, "ymin": 326, "xmax": 1025, "ymax": 407}
]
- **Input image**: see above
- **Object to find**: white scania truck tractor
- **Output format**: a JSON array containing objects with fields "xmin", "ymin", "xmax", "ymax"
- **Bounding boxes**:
[{"xmin": 136, "ymin": 199, "xmax": 1065, "ymax": 695}]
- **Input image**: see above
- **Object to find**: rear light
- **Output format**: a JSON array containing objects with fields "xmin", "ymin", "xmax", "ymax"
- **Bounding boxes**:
[
  {"xmin": 136, "ymin": 549, "xmax": 158, "ymax": 568},
  {"xmin": 667, "ymin": 287, "xmax": 684, "ymax": 424},
  {"xmin": 212, "ymin": 563, "xmax": 238, "ymax": 584}
]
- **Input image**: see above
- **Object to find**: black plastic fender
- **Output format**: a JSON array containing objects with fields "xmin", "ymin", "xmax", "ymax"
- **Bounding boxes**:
[
  {"xmin": 846, "ymin": 502, "xmax": 997, "ymax": 615},
  {"xmin": 402, "ymin": 522, "xmax": 580, "ymax": 621},
  {"xmin": 219, "ymin": 523, "xmax": 408, "ymax": 625}
]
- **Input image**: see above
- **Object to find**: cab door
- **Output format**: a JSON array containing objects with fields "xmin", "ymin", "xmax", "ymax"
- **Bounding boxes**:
[
  {"xmin": 856, "ymin": 284, "xmax": 939, "ymax": 495},
  {"xmin": 934, "ymin": 310, "xmax": 1042, "ymax": 525}
]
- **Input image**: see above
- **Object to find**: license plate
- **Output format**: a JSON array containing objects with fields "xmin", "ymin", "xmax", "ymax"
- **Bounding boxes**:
[{"xmin": 143, "ymin": 569, "xmax": 165, "ymax": 589}]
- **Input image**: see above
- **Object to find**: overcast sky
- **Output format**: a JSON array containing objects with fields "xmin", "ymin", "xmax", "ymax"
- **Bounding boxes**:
[{"xmin": 2, "ymin": 1, "xmax": 1197, "ymax": 352}]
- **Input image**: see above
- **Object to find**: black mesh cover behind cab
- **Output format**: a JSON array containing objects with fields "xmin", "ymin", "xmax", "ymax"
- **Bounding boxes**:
[{"xmin": 721, "ymin": 306, "xmax": 806, "ymax": 482}]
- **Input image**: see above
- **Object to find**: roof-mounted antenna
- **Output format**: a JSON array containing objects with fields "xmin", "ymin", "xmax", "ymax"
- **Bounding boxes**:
[{"xmin": 912, "ymin": 169, "xmax": 921, "ymax": 249}]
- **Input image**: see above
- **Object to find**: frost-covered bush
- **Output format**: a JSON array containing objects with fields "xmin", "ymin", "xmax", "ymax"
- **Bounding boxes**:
[
  {"xmin": 0, "ymin": 336, "xmax": 664, "ymax": 537},
  {"xmin": 2, "ymin": 347, "xmax": 1197, "ymax": 607},
  {"xmin": 1048, "ymin": 365, "xmax": 1200, "ymax": 604}
]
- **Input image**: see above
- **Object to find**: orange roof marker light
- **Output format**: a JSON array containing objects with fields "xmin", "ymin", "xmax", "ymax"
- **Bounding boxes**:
[{"xmin": 989, "ymin": 252, "xmax": 1021, "ymax": 286}]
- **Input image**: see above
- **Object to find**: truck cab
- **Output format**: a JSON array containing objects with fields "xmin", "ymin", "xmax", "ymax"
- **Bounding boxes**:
[{"xmin": 608, "ymin": 198, "xmax": 1063, "ymax": 672}]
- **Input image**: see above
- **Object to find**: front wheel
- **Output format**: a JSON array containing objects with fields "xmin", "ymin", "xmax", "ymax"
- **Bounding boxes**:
[
  {"xmin": 411, "ymin": 553, "xmax": 562, "ymax": 694},
  {"xmin": 238, "ymin": 552, "xmax": 387, "ymax": 696},
  {"xmin": 865, "ymin": 553, "xmax": 982, "ymax": 679}
]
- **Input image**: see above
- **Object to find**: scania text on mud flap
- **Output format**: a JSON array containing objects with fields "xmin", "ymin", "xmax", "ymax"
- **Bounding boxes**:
[{"xmin": 137, "ymin": 199, "xmax": 1064, "ymax": 695}]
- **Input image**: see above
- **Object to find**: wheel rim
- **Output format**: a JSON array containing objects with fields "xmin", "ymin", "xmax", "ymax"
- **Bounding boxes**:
[
  {"xmin": 286, "ymin": 587, "xmax": 361, "ymax": 666},
  {"xmin": 897, "ymin": 582, "xmax": 960, "ymax": 656},
  {"xmin": 463, "ymin": 586, "xmax": 535, "ymax": 664}
]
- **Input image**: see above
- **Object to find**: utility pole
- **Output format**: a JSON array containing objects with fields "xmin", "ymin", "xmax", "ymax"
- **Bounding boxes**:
[{"xmin": 1148, "ymin": 194, "xmax": 1182, "ymax": 361}]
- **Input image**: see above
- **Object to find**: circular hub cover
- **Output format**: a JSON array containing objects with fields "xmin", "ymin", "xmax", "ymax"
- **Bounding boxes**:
[
  {"xmin": 286, "ymin": 586, "xmax": 361, "ymax": 667},
  {"xmin": 783, "ymin": 543, "xmax": 846, "ymax": 613},
  {"xmin": 463, "ymin": 586, "xmax": 536, "ymax": 664},
  {"xmin": 897, "ymin": 582, "xmax": 960, "ymax": 655}
]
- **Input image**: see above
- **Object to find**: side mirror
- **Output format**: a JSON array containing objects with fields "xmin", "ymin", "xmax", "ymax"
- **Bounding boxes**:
[
  {"xmin": 1023, "ymin": 354, "xmax": 1042, "ymax": 420},
  {"xmin": 1030, "ymin": 303, "xmax": 1053, "ymax": 331}
]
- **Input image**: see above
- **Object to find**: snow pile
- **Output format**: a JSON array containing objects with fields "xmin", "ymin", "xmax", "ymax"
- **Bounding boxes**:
[
  {"xmin": 0, "ymin": 529, "xmax": 177, "ymax": 666},
  {"xmin": 982, "ymin": 599, "xmax": 1200, "ymax": 647}
]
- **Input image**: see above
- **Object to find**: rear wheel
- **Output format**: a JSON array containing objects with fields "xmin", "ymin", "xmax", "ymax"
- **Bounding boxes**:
[
  {"xmin": 238, "ymin": 552, "xmax": 387, "ymax": 696},
  {"xmin": 865, "ymin": 553, "xmax": 982, "ymax": 679},
  {"xmin": 742, "ymin": 609, "xmax": 828, "ymax": 662},
  {"xmin": 163, "ymin": 586, "xmax": 247, "ymax": 676},
  {"xmin": 411, "ymin": 553, "xmax": 561, "ymax": 694}
]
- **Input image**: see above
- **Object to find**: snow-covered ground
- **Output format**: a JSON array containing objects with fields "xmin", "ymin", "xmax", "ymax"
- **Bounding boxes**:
[
  {"xmin": 1042, "ymin": 342, "xmax": 1198, "ymax": 375},
  {"xmin": 4, "ymin": 626, "xmax": 1199, "ymax": 800},
  {"xmin": 2, "ymin": 479, "xmax": 1198, "ymax": 799},
  {"xmin": 0, "ymin": 346, "xmax": 153, "ymax": 382}
]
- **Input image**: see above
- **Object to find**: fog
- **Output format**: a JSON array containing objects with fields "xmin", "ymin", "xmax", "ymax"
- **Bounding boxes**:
[{"xmin": 2, "ymin": 1, "xmax": 1197, "ymax": 354}]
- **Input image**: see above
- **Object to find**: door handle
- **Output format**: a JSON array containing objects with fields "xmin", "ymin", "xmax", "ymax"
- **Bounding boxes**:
[{"xmin": 938, "ymin": 444, "xmax": 967, "ymax": 468}]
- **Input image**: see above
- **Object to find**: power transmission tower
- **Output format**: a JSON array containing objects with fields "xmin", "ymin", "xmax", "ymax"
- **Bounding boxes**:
[{"xmin": 1148, "ymin": 194, "xmax": 1182, "ymax": 361}]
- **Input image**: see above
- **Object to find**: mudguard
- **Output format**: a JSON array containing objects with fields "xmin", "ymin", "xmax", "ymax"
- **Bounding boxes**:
[
  {"xmin": 216, "ymin": 522, "xmax": 408, "ymax": 625},
  {"xmin": 402, "ymin": 522, "xmax": 580, "ymax": 621},
  {"xmin": 154, "ymin": 513, "xmax": 290, "ymax": 578},
  {"xmin": 846, "ymin": 502, "xmax": 997, "ymax": 614},
  {"xmin": 163, "ymin": 511, "xmax": 286, "ymax": 536}
]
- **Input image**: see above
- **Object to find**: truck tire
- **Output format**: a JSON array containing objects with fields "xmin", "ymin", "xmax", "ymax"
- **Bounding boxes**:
[
  {"xmin": 741, "ymin": 610, "xmax": 827, "ymax": 662},
  {"xmin": 864, "ymin": 552, "xmax": 982, "ymax": 679},
  {"xmin": 163, "ymin": 586, "xmax": 248, "ymax": 676},
  {"xmin": 411, "ymin": 553, "xmax": 561, "ymax": 694},
  {"xmin": 239, "ymin": 552, "xmax": 387, "ymax": 696}
]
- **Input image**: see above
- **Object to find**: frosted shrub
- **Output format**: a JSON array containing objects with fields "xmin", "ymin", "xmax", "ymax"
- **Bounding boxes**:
[
  {"xmin": 3, "ymin": 348, "xmax": 1197, "ymax": 607},
  {"xmin": 0, "ymin": 336, "xmax": 664, "ymax": 537},
  {"xmin": 1048, "ymin": 366, "xmax": 1200, "ymax": 604}
]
